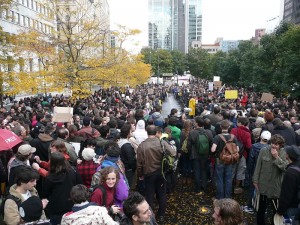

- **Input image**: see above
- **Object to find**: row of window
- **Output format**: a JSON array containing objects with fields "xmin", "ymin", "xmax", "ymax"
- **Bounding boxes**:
[
  {"xmin": 0, "ymin": 9, "xmax": 54, "ymax": 34},
  {"xmin": 15, "ymin": 0, "xmax": 52, "ymax": 18},
  {"xmin": 5, "ymin": 56, "xmax": 39, "ymax": 73}
]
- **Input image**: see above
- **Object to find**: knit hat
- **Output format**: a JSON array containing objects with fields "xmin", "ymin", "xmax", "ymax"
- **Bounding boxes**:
[
  {"xmin": 18, "ymin": 144, "xmax": 36, "ymax": 156},
  {"xmin": 261, "ymin": 131, "xmax": 271, "ymax": 141},
  {"xmin": 19, "ymin": 196, "xmax": 43, "ymax": 222},
  {"xmin": 83, "ymin": 116, "xmax": 91, "ymax": 126},
  {"xmin": 82, "ymin": 148, "xmax": 96, "ymax": 161},
  {"xmin": 285, "ymin": 145, "xmax": 300, "ymax": 161}
]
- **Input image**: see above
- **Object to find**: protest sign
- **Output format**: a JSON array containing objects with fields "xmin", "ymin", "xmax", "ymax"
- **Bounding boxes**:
[
  {"xmin": 225, "ymin": 90, "xmax": 238, "ymax": 99},
  {"xmin": 213, "ymin": 76, "xmax": 220, "ymax": 82},
  {"xmin": 214, "ymin": 81, "xmax": 222, "ymax": 88},
  {"xmin": 53, "ymin": 107, "xmax": 73, "ymax": 123},
  {"xmin": 208, "ymin": 82, "xmax": 214, "ymax": 91},
  {"xmin": 261, "ymin": 93, "xmax": 274, "ymax": 102}
]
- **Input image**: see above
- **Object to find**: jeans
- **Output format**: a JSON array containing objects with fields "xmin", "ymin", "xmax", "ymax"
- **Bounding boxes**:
[
  {"xmin": 257, "ymin": 195, "xmax": 277, "ymax": 225},
  {"xmin": 215, "ymin": 162, "xmax": 233, "ymax": 199},
  {"xmin": 180, "ymin": 154, "xmax": 192, "ymax": 177},
  {"xmin": 192, "ymin": 158, "xmax": 209, "ymax": 192},
  {"xmin": 144, "ymin": 170, "xmax": 167, "ymax": 217}
]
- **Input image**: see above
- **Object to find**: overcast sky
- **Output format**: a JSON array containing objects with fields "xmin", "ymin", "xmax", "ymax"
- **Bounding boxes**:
[{"xmin": 108, "ymin": 0, "xmax": 282, "ymax": 53}]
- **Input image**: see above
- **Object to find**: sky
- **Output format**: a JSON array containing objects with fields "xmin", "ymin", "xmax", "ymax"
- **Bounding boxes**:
[{"xmin": 108, "ymin": 0, "xmax": 282, "ymax": 53}]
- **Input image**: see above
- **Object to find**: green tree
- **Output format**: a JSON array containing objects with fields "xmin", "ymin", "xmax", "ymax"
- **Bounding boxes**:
[
  {"xmin": 186, "ymin": 48, "xmax": 212, "ymax": 79},
  {"xmin": 170, "ymin": 50, "xmax": 186, "ymax": 75}
]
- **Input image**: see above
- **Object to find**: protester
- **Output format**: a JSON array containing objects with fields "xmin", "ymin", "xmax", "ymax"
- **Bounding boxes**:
[
  {"xmin": 212, "ymin": 198, "xmax": 244, "ymax": 225},
  {"xmin": 61, "ymin": 184, "xmax": 118, "ymax": 225},
  {"xmin": 253, "ymin": 134, "xmax": 289, "ymax": 225},
  {"xmin": 120, "ymin": 192, "xmax": 158, "ymax": 225}
]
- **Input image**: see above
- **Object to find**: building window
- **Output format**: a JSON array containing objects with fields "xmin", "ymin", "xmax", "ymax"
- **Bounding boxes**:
[
  {"xmin": 19, "ymin": 58, "xmax": 25, "ymax": 72},
  {"xmin": 16, "ymin": 13, "xmax": 20, "ymax": 24},
  {"xmin": 27, "ymin": 17, "xmax": 30, "ymax": 27},
  {"xmin": 29, "ymin": 58, "xmax": 33, "ymax": 72}
]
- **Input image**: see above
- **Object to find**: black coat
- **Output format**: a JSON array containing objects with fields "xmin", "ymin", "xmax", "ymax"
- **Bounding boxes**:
[
  {"xmin": 44, "ymin": 168, "xmax": 82, "ymax": 217},
  {"xmin": 272, "ymin": 125, "xmax": 298, "ymax": 146}
]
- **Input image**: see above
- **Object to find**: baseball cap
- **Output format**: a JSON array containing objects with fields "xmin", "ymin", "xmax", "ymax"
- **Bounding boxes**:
[
  {"xmin": 18, "ymin": 144, "xmax": 36, "ymax": 155},
  {"xmin": 260, "ymin": 131, "xmax": 271, "ymax": 141}
]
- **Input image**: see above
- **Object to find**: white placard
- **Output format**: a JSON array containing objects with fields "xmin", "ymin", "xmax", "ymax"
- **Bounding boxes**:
[
  {"xmin": 53, "ymin": 107, "xmax": 73, "ymax": 123},
  {"xmin": 70, "ymin": 142, "xmax": 81, "ymax": 156},
  {"xmin": 208, "ymin": 82, "xmax": 214, "ymax": 91},
  {"xmin": 213, "ymin": 76, "xmax": 220, "ymax": 82}
]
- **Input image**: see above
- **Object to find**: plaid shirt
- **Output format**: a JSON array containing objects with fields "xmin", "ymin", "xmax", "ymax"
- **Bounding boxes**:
[{"xmin": 77, "ymin": 160, "xmax": 98, "ymax": 188}]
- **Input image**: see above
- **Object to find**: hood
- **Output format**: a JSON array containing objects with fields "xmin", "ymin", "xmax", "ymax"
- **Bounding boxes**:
[
  {"xmin": 38, "ymin": 133, "xmax": 54, "ymax": 142},
  {"xmin": 252, "ymin": 143, "xmax": 268, "ymax": 153},
  {"xmin": 46, "ymin": 172, "xmax": 68, "ymax": 183},
  {"xmin": 118, "ymin": 138, "xmax": 131, "ymax": 148},
  {"xmin": 152, "ymin": 112, "xmax": 162, "ymax": 120},
  {"xmin": 136, "ymin": 120, "xmax": 146, "ymax": 130},
  {"xmin": 11, "ymin": 158, "xmax": 28, "ymax": 169},
  {"xmin": 101, "ymin": 159, "xmax": 119, "ymax": 170}
]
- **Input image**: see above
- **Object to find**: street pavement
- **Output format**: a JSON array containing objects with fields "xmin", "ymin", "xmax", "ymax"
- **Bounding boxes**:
[{"xmin": 161, "ymin": 94, "xmax": 181, "ymax": 118}]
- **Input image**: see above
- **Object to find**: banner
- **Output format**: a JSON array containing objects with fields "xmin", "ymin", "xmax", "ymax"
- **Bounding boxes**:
[
  {"xmin": 208, "ymin": 82, "xmax": 214, "ymax": 91},
  {"xmin": 53, "ymin": 107, "xmax": 73, "ymax": 123},
  {"xmin": 148, "ymin": 88, "xmax": 154, "ymax": 95},
  {"xmin": 225, "ymin": 90, "xmax": 238, "ymax": 99},
  {"xmin": 261, "ymin": 93, "xmax": 274, "ymax": 102}
]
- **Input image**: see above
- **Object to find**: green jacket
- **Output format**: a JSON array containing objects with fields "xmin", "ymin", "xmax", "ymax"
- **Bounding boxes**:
[
  {"xmin": 252, "ymin": 146, "xmax": 288, "ymax": 199},
  {"xmin": 168, "ymin": 125, "xmax": 181, "ymax": 143}
]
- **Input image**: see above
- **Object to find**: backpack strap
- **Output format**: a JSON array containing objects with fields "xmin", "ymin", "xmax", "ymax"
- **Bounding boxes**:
[
  {"xmin": 218, "ymin": 134, "xmax": 227, "ymax": 143},
  {"xmin": 94, "ymin": 184, "xmax": 107, "ymax": 207},
  {"xmin": 229, "ymin": 134, "xmax": 234, "ymax": 142}
]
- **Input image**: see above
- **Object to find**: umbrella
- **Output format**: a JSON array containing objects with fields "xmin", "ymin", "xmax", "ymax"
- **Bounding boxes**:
[{"xmin": 0, "ymin": 129, "xmax": 23, "ymax": 151}]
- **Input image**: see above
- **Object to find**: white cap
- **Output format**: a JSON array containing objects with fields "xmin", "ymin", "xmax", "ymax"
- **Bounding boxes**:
[{"xmin": 261, "ymin": 131, "xmax": 271, "ymax": 141}]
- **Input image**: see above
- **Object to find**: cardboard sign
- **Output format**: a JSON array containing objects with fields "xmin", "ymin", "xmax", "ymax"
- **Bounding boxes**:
[
  {"xmin": 213, "ymin": 76, "xmax": 220, "ymax": 82},
  {"xmin": 53, "ymin": 107, "xmax": 73, "ymax": 122},
  {"xmin": 148, "ymin": 88, "xmax": 154, "ymax": 95},
  {"xmin": 225, "ymin": 90, "xmax": 238, "ymax": 99},
  {"xmin": 214, "ymin": 81, "xmax": 222, "ymax": 88},
  {"xmin": 208, "ymin": 82, "xmax": 214, "ymax": 91},
  {"xmin": 261, "ymin": 93, "xmax": 274, "ymax": 102}
]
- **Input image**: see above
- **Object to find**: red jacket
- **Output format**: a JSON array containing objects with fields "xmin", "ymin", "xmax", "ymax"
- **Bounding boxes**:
[{"xmin": 231, "ymin": 126, "xmax": 252, "ymax": 159}]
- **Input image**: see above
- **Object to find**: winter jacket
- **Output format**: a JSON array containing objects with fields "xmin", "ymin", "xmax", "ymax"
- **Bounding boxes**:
[
  {"xmin": 61, "ymin": 202, "xmax": 118, "ymax": 225},
  {"xmin": 90, "ymin": 183, "xmax": 115, "ymax": 209},
  {"xmin": 30, "ymin": 133, "xmax": 54, "ymax": 162},
  {"xmin": 277, "ymin": 161, "xmax": 300, "ymax": 215},
  {"xmin": 118, "ymin": 139, "xmax": 136, "ymax": 171},
  {"xmin": 44, "ymin": 168, "xmax": 83, "ymax": 217},
  {"xmin": 8, "ymin": 159, "xmax": 30, "ymax": 188},
  {"xmin": 253, "ymin": 146, "xmax": 288, "ymax": 199},
  {"xmin": 272, "ymin": 125, "xmax": 298, "ymax": 146},
  {"xmin": 4, "ymin": 185, "xmax": 46, "ymax": 225},
  {"xmin": 137, "ymin": 137, "xmax": 176, "ymax": 177}
]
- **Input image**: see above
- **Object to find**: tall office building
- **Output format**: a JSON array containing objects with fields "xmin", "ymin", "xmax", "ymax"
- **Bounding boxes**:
[
  {"xmin": 148, "ymin": 0, "xmax": 202, "ymax": 53},
  {"xmin": 283, "ymin": 0, "xmax": 300, "ymax": 24}
]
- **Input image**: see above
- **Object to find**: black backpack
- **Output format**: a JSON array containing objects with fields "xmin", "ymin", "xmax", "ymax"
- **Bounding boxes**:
[{"xmin": 0, "ymin": 194, "xmax": 21, "ymax": 218}]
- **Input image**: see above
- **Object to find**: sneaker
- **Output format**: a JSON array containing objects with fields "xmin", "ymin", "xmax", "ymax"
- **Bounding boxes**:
[
  {"xmin": 243, "ymin": 206, "xmax": 254, "ymax": 214},
  {"xmin": 234, "ymin": 187, "xmax": 244, "ymax": 194}
]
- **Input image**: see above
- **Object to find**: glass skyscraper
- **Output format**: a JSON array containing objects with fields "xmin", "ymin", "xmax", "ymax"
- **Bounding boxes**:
[{"xmin": 148, "ymin": 0, "xmax": 202, "ymax": 53}]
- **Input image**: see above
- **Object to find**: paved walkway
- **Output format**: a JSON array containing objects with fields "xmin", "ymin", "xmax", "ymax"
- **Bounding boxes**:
[{"xmin": 161, "ymin": 94, "xmax": 181, "ymax": 118}]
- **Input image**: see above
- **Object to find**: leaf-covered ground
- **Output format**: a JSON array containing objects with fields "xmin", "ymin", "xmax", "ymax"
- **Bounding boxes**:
[{"xmin": 160, "ymin": 177, "xmax": 256, "ymax": 225}]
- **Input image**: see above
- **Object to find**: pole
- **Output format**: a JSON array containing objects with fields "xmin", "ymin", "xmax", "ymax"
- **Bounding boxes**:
[{"xmin": 157, "ymin": 52, "xmax": 159, "ymax": 84}]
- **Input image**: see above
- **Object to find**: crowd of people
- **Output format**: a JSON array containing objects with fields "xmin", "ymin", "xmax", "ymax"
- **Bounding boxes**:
[{"xmin": 0, "ymin": 79, "xmax": 299, "ymax": 225}]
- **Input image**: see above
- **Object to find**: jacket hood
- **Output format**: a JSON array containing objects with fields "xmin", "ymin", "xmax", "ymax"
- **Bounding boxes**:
[
  {"xmin": 136, "ymin": 120, "xmax": 146, "ymax": 130},
  {"xmin": 46, "ymin": 172, "xmax": 68, "ymax": 183},
  {"xmin": 151, "ymin": 112, "xmax": 162, "ymax": 120},
  {"xmin": 38, "ymin": 133, "xmax": 54, "ymax": 142},
  {"xmin": 11, "ymin": 159, "xmax": 28, "ymax": 169}
]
